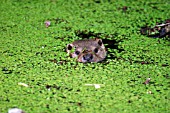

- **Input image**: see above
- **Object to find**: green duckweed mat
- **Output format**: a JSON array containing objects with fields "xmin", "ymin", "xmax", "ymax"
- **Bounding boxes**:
[{"xmin": 0, "ymin": 0, "xmax": 170, "ymax": 113}]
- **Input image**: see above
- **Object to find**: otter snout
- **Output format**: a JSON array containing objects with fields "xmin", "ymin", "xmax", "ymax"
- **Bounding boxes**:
[{"xmin": 83, "ymin": 54, "xmax": 93, "ymax": 62}]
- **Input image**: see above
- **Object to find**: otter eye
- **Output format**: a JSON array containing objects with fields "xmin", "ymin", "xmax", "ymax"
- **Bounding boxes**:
[
  {"xmin": 75, "ymin": 51, "xmax": 80, "ymax": 55},
  {"xmin": 94, "ymin": 48, "xmax": 98, "ymax": 53}
]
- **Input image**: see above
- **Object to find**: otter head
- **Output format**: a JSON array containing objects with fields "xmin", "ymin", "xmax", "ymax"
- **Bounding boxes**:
[{"xmin": 66, "ymin": 38, "xmax": 107, "ymax": 63}]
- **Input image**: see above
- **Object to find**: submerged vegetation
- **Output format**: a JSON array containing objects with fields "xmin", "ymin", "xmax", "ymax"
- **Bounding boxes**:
[{"xmin": 0, "ymin": 0, "xmax": 170, "ymax": 112}]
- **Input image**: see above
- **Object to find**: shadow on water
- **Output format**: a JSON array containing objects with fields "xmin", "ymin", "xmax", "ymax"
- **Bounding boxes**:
[{"xmin": 74, "ymin": 30, "xmax": 125, "ymax": 59}]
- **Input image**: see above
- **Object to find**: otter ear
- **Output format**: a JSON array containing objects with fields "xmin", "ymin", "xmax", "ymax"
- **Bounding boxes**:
[
  {"xmin": 66, "ymin": 44, "xmax": 74, "ymax": 53},
  {"xmin": 95, "ymin": 38, "xmax": 105, "ymax": 49},
  {"xmin": 95, "ymin": 38, "xmax": 103, "ymax": 46},
  {"xmin": 67, "ymin": 44, "xmax": 73, "ymax": 50}
]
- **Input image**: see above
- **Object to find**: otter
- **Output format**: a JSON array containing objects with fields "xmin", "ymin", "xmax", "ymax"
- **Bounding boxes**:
[{"xmin": 66, "ymin": 38, "xmax": 107, "ymax": 63}]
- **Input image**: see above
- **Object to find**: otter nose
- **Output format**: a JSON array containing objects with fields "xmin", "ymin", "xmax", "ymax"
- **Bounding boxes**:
[{"xmin": 83, "ymin": 54, "xmax": 93, "ymax": 61}]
